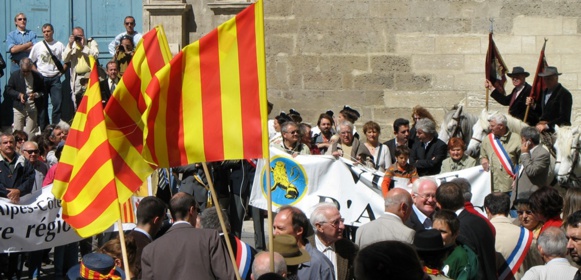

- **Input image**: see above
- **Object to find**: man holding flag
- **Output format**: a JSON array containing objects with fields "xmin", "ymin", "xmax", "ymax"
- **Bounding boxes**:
[
  {"xmin": 526, "ymin": 66, "xmax": 572, "ymax": 133},
  {"xmin": 486, "ymin": 66, "xmax": 538, "ymax": 126}
]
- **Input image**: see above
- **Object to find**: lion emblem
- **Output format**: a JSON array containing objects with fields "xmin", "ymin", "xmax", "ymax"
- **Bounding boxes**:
[{"xmin": 271, "ymin": 161, "xmax": 300, "ymax": 199}]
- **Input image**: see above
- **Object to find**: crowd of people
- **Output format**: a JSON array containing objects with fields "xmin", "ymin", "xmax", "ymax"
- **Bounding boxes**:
[{"xmin": 0, "ymin": 9, "xmax": 579, "ymax": 280}]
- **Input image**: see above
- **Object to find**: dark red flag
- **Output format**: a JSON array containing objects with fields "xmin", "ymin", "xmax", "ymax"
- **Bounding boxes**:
[
  {"xmin": 529, "ymin": 40, "xmax": 548, "ymax": 102},
  {"xmin": 485, "ymin": 32, "xmax": 508, "ymax": 90}
]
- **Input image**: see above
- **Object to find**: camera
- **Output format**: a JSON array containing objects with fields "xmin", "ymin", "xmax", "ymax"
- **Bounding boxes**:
[
  {"xmin": 118, "ymin": 45, "xmax": 125, "ymax": 52},
  {"xmin": 74, "ymin": 36, "xmax": 82, "ymax": 42}
]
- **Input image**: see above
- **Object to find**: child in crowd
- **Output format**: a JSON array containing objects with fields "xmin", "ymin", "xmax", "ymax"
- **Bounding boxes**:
[{"xmin": 381, "ymin": 145, "xmax": 418, "ymax": 197}]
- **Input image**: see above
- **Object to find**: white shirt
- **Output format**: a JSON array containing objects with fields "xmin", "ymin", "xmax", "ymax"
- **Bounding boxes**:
[
  {"xmin": 412, "ymin": 204, "xmax": 432, "ymax": 229},
  {"xmin": 133, "ymin": 227, "xmax": 153, "ymax": 241},
  {"xmin": 315, "ymin": 234, "xmax": 337, "ymax": 278},
  {"xmin": 29, "ymin": 40, "xmax": 65, "ymax": 77}
]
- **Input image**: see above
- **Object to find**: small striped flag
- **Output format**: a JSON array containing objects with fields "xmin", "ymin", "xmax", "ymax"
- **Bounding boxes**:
[{"xmin": 52, "ymin": 56, "xmax": 124, "ymax": 237}]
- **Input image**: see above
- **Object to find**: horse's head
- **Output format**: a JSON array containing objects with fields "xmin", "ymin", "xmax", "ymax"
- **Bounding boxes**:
[
  {"xmin": 466, "ymin": 109, "xmax": 492, "ymax": 157},
  {"xmin": 439, "ymin": 105, "xmax": 463, "ymax": 144},
  {"xmin": 554, "ymin": 125, "xmax": 581, "ymax": 185}
]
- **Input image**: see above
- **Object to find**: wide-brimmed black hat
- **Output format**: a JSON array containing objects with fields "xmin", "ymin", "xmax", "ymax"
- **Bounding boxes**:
[
  {"xmin": 507, "ymin": 66, "xmax": 530, "ymax": 78},
  {"xmin": 538, "ymin": 66, "xmax": 562, "ymax": 77},
  {"xmin": 413, "ymin": 229, "xmax": 454, "ymax": 252},
  {"xmin": 67, "ymin": 253, "xmax": 125, "ymax": 280}
]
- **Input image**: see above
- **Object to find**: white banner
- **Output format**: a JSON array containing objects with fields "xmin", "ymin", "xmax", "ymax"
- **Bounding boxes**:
[
  {"xmin": 0, "ymin": 185, "xmax": 146, "ymax": 253},
  {"xmin": 250, "ymin": 149, "xmax": 491, "ymax": 226}
]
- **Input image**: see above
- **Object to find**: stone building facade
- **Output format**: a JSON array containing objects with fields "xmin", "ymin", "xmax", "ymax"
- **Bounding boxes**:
[{"xmin": 144, "ymin": 0, "xmax": 581, "ymax": 140}]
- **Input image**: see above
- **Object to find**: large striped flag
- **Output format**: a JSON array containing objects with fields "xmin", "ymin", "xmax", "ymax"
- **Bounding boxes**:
[
  {"xmin": 142, "ymin": 0, "xmax": 268, "ymax": 166},
  {"xmin": 52, "ymin": 25, "xmax": 173, "ymax": 237},
  {"xmin": 52, "ymin": 57, "xmax": 125, "ymax": 237}
]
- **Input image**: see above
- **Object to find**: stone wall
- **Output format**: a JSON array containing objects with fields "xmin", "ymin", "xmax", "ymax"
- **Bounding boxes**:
[{"xmin": 152, "ymin": 0, "xmax": 581, "ymax": 141}]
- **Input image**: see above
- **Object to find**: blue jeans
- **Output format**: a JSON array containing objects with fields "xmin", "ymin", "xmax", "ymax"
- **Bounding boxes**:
[{"xmin": 38, "ymin": 75, "xmax": 63, "ymax": 130}]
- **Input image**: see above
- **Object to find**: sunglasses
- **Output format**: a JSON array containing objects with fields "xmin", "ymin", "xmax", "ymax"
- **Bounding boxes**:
[
  {"xmin": 24, "ymin": 149, "xmax": 39, "ymax": 154},
  {"xmin": 15, "ymin": 137, "xmax": 27, "ymax": 143},
  {"xmin": 17, "ymin": 18, "xmax": 27, "ymax": 21},
  {"xmin": 125, "ymin": 22, "xmax": 135, "ymax": 25}
]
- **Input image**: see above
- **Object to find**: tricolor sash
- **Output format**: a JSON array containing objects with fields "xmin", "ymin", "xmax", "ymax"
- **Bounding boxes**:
[
  {"xmin": 489, "ymin": 133, "xmax": 517, "ymax": 178},
  {"xmin": 235, "ymin": 236, "xmax": 253, "ymax": 280},
  {"xmin": 497, "ymin": 227, "xmax": 533, "ymax": 280}
]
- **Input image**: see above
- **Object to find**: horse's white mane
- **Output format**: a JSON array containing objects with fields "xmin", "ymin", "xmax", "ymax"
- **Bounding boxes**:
[{"xmin": 477, "ymin": 109, "xmax": 529, "ymax": 133}]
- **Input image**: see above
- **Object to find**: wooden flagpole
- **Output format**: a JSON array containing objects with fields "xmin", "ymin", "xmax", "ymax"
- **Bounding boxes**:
[
  {"xmin": 266, "ymin": 155, "xmax": 274, "ymax": 272},
  {"xmin": 116, "ymin": 212, "xmax": 131, "ymax": 279},
  {"xmin": 201, "ymin": 162, "xmax": 242, "ymax": 280}
]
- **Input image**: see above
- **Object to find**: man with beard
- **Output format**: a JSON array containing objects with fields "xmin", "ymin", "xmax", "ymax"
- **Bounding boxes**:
[{"xmin": 567, "ymin": 211, "xmax": 581, "ymax": 280}]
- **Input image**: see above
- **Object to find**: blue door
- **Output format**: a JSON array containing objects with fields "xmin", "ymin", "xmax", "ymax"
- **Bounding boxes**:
[{"xmin": 1, "ymin": 0, "xmax": 142, "ymax": 122}]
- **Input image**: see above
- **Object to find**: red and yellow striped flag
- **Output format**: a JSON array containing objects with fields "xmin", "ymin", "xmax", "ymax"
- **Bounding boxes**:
[
  {"xmin": 104, "ymin": 26, "xmax": 173, "ymax": 185},
  {"xmin": 52, "ymin": 57, "xmax": 125, "ymax": 237},
  {"xmin": 143, "ymin": 0, "xmax": 268, "ymax": 166}
]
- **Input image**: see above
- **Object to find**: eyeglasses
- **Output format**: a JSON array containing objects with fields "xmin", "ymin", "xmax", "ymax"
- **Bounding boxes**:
[
  {"xmin": 286, "ymin": 130, "xmax": 299, "ymax": 135},
  {"xmin": 17, "ymin": 18, "xmax": 27, "ymax": 21},
  {"xmin": 15, "ymin": 137, "xmax": 27, "ymax": 143},
  {"xmin": 125, "ymin": 22, "xmax": 135, "ymax": 25},
  {"xmin": 415, "ymin": 193, "xmax": 436, "ymax": 200},
  {"xmin": 321, "ymin": 218, "xmax": 344, "ymax": 228},
  {"xmin": 23, "ymin": 149, "xmax": 39, "ymax": 154}
]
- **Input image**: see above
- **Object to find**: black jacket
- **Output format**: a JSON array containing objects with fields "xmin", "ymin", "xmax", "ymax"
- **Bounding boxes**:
[
  {"xmin": 539, "ymin": 83, "xmax": 572, "ymax": 131},
  {"xmin": 490, "ymin": 83, "xmax": 539, "ymax": 125},
  {"xmin": 5, "ymin": 69, "xmax": 45, "ymax": 111},
  {"xmin": 0, "ymin": 153, "xmax": 35, "ymax": 197},
  {"xmin": 409, "ymin": 136, "xmax": 447, "ymax": 176}
]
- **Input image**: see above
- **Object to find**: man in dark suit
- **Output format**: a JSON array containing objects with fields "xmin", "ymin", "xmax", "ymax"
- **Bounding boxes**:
[
  {"xmin": 487, "ymin": 66, "xmax": 538, "ymax": 125},
  {"xmin": 5, "ymin": 57, "xmax": 45, "ymax": 137},
  {"xmin": 513, "ymin": 127, "xmax": 551, "ymax": 204},
  {"xmin": 526, "ymin": 66, "xmax": 572, "ymax": 133},
  {"xmin": 437, "ymin": 182, "xmax": 497, "ymax": 280},
  {"xmin": 409, "ymin": 118, "xmax": 447, "ymax": 176},
  {"xmin": 141, "ymin": 192, "xmax": 235, "ymax": 279},
  {"xmin": 308, "ymin": 203, "xmax": 359, "ymax": 280},
  {"xmin": 99, "ymin": 60, "xmax": 119, "ymax": 106},
  {"xmin": 383, "ymin": 118, "xmax": 412, "ymax": 164},
  {"xmin": 405, "ymin": 177, "xmax": 438, "ymax": 232},
  {"xmin": 128, "ymin": 196, "xmax": 167, "ymax": 279}
]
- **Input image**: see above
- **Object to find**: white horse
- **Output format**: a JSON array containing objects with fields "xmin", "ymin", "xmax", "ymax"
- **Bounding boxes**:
[
  {"xmin": 438, "ymin": 104, "xmax": 479, "ymax": 147},
  {"xmin": 554, "ymin": 125, "xmax": 581, "ymax": 187},
  {"xmin": 466, "ymin": 109, "xmax": 530, "ymax": 157}
]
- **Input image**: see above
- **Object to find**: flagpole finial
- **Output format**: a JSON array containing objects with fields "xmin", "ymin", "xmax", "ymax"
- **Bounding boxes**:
[{"xmin": 489, "ymin": 18, "xmax": 495, "ymax": 33}]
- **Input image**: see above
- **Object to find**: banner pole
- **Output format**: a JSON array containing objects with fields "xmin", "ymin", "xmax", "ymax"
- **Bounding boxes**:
[
  {"xmin": 116, "ymin": 212, "xmax": 131, "ymax": 279},
  {"xmin": 485, "ymin": 87, "xmax": 489, "ymax": 111},
  {"xmin": 201, "ymin": 162, "xmax": 242, "ymax": 280},
  {"xmin": 266, "ymin": 154, "xmax": 274, "ymax": 272}
]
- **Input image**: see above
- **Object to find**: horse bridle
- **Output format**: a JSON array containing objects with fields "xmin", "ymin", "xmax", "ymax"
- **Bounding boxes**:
[
  {"xmin": 447, "ymin": 115, "xmax": 464, "ymax": 140},
  {"xmin": 557, "ymin": 142, "xmax": 581, "ymax": 185}
]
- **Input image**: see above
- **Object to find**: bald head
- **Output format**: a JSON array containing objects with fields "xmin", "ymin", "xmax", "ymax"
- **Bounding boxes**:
[
  {"xmin": 251, "ymin": 251, "xmax": 287, "ymax": 280},
  {"xmin": 385, "ymin": 188, "xmax": 413, "ymax": 221}
]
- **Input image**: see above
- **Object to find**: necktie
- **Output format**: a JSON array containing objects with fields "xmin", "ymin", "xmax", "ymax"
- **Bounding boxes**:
[
  {"xmin": 158, "ymin": 169, "xmax": 169, "ymax": 190},
  {"xmin": 111, "ymin": 81, "xmax": 116, "ymax": 92}
]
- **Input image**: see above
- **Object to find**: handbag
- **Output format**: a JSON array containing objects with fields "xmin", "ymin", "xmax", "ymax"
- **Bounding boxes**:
[{"xmin": 42, "ymin": 40, "xmax": 65, "ymax": 74}]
